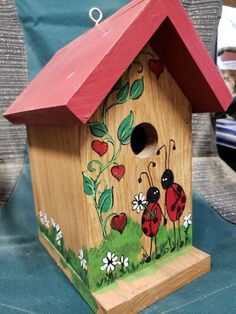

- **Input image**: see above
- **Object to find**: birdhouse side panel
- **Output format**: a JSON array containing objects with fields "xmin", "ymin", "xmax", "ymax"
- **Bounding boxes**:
[
  {"xmin": 78, "ymin": 45, "xmax": 192, "ymax": 292},
  {"xmin": 27, "ymin": 124, "xmax": 93, "ymax": 292}
]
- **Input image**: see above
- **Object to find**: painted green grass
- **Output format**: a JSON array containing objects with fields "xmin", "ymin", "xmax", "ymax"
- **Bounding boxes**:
[
  {"xmin": 63, "ymin": 247, "xmax": 89, "ymax": 287},
  {"xmin": 39, "ymin": 221, "xmax": 89, "ymax": 287},
  {"xmin": 87, "ymin": 217, "xmax": 143, "ymax": 291},
  {"xmin": 123, "ymin": 223, "xmax": 193, "ymax": 283},
  {"xmin": 155, "ymin": 223, "xmax": 192, "ymax": 257},
  {"xmin": 116, "ymin": 246, "xmax": 192, "ymax": 285},
  {"xmin": 39, "ymin": 232, "xmax": 98, "ymax": 313},
  {"xmin": 39, "ymin": 216, "xmax": 192, "ymax": 294},
  {"xmin": 39, "ymin": 223, "xmax": 61, "ymax": 249},
  {"xmin": 88, "ymin": 220, "xmax": 192, "ymax": 291},
  {"xmin": 71, "ymin": 269, "xmax": 98, "ymax": 313}
]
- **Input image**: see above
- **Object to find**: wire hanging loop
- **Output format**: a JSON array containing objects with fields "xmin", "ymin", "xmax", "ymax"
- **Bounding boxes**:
[{"xmin": 89, "ymin": 7, "xmax": 103, "ymax": 26}]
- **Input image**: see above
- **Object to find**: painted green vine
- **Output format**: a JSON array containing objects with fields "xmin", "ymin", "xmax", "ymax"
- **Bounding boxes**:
[{"xmin": 82, "ymin": 60, "xmax": 145, "ymax": 239}]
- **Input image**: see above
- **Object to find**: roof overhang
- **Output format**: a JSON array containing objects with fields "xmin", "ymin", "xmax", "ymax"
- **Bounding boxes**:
[{"xmin": 4, "ymin": 0, "xmax": 232, "ymax": 125}]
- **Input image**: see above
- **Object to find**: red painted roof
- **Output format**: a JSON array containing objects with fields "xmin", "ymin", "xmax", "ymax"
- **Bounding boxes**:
[{"xmin": 4, "ymin": 0, "xmax": 232, "ymax": 125}]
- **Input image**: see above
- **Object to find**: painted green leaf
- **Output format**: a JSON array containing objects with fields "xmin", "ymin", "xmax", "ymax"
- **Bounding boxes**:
[
  {"xmin": 113, "ymin": 77, "xmax": 123, "ymax": 91},
  {"xmin": 82, "ymin": 172, "xmax": 95, "ymax": 196},
  {"xmin": 117, "ymin": 111, "xmax": 134, "ymax": 145},
  {"xmin": 116, "ymin": 83, "xmax": 130, "ymax": 104},
  {"xmin": 130, "ymin": 77, "xmax": 144, "ymax": 100},
  {"xmin": 98, "ymin": 187, "xmax": 114, "ymax": 213},
  {"xmin": 89, "ymin": 121, "xmax": 107, "ymax": 137},
  {"xmin": 113, "ymin": 70, "xmax": 128, "ymax": 91}
]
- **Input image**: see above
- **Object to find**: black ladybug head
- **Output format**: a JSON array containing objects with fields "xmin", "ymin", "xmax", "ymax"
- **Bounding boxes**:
[
  {"xmin": 147, "ymin": 186, "xmax": 160, "ymax": 203},
  {"xmin": 161, "ymin": 169, "xmax": 174, "ymax": 190}
]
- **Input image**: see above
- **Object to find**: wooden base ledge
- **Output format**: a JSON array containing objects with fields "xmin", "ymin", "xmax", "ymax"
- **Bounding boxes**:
[
  {"xmin": 93, "ymin": 247, "xmax": 210, "ymax": 314},
  {"xmin": 39, "ymin": 235, "xmax": 210, "ymax": 314}
]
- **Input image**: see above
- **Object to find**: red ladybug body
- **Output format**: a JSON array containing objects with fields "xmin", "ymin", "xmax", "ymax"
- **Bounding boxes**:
[
  {"xmin": 166, "ymin": 183, "xmax": 186, "ymax": 222},
  {"xmin": 137, "ymin": 163, "xmax": 166, "ymax": 262},
  {"xmin": 141, "ymin": 202, "xmax": 162, "ymax": 237},
  {"xmin": 157, "ymin": 140, "xmax": 187, "ymax": 250}
]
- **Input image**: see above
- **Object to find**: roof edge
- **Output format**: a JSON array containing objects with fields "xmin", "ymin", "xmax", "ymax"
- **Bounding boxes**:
[
  {"xmin": 3, "ymin": 0, "xmax": 232, "ymax": 125},
  {"xmin": 67, "ymin": 1, "xmax": 166, "ymax": 123},
  {"xmin": 151, "ymin": 2, "xmax": 232, "ymax": 112},
  {"xmin": 4, "ymin": 105, "xmax": 80, "ymax": 125}
]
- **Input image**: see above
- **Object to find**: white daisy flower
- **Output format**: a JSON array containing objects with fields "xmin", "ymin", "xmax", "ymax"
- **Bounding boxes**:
[
  {"xmin": 78, "ymin": 249, "xmax": 88, "ymax": 270},
  {"xmin": 44, "ymin": 213, "xmax": 48, "ymax": 222},
  {"xmin": 56, "ymin": 224, "xmax": 60, "ymax": 232},
  {"xmin": 101, "ymin": 252, "xmax": 118, "ymax": 273},
  {"xmin": 82, "ymin": 259, "xmax": 88, "ymax": 271},
  {"xmin": 39, "ymin": 210, "xmax": 45, "ymax": 224},
  {"xmin": 78, "ymin": 249, "xmax": 84, "ymax": 260},
  {"xmin": 183, "ymin": 213, "xmax": 192, "ymax": 229},
  {"xmin": 81, "ymin": 260, "xmax": 87, "ymax": 270},
  {"xmin": 55, "ymin": 227, "xmax": 63, "ymax": 246},
  {"xmin": 132, "ymin": 192, "xmax": 147, "ymax": 213},
  {"xmin": 45, "ymin": 219, "xmax": 50, "ymax": 229},
  {"xmin": 119, "ymin": 255, "xmax": 129, "ymax": 268},
  {"xmin": 51, "ymin": 218, "xmax": 56, "ymax": 228},
  {"xmin": 56, "ymin": 230, "xmax": 63, "ymax": 241}
]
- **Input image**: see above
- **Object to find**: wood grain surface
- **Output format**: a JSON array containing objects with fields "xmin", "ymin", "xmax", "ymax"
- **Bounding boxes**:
[
  {"xmin": 93, "ymin": 247, "xmax": 210, "ymax": 314},
  {"xmin": 27, "ymin": 46, "xmax": 192, "ymax": 253},
  {"xmin": 224, "ymin": 0, "xmax": 236, "ymax": 8},
  {"xmin": 40, "ymin": 233, "xmax": 210, "ymax": 314}
]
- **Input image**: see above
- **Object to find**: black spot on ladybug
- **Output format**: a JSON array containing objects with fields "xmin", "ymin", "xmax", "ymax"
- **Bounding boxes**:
[
  {"xmin": 177, "ymin": 186, "xmax": 183, "ymax": 193},
  {"xmin": 143, "ymin": 227, "xmax": 148, "ymax": 235},
  {"xmin": 181, "ymin": 196, "xmax": 186, "ymax": 203},
  {"xmin": 177, "ymin": 206, "xmax": 181, "ymax": 213},
  {"xmin": 171, "ymin": 204, "xmax": 175, "ymax": 211},
  {"xmin": 150, "ymin": 232, "xmax": 154, "ymax": 237},
  {"xmin": 142, "ymin": 217, "xmax": 145, "ymax": 224},
  {"xmin": 154, "ymin": 217, "xmax": 158, "ymax": 224}
]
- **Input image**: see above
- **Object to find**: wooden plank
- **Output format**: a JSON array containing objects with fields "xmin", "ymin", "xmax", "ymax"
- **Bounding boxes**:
[
  {"xmin": 40, "ymin": 232, "xmax": 210, "ymax": 314},
  {"xmin": 224, "ymin": 0, "xmax": 236, "ymax": 8},
  {"xmin": 39, "ymin": 233, "xmax": 99, "ymax": 313},
  {"xmin": 93, "ymin": 247, "xmax": 210, "ymax": 314},
  {"xmin": 27, "ymin": 123, "xmax": 89, "ymax": 253}
]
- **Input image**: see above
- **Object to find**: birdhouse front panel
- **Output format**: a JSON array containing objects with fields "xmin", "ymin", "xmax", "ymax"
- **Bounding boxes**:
[{"xmin": 26, "ymin": 45, "xmax": 196, "ymax": 311}]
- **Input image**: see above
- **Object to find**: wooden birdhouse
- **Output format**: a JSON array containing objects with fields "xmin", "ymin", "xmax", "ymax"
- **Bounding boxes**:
[{"xmin": 4, "ymin": 0, "xmax": 232, "ymax": 313}]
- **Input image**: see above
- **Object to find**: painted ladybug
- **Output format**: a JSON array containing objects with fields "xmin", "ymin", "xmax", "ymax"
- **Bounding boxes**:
[
  {"xmin": 157, "ymin": 139, "xmax": 186, "ymax": 251},
  {"xmin": 138, "ymin": 162, "xmax": 167, "ymax": 262}
]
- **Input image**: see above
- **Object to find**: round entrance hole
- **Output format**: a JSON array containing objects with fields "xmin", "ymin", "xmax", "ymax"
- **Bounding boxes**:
[{"xmin": 131, "ymin": 123, "xmax": 158, "ymax": 158}]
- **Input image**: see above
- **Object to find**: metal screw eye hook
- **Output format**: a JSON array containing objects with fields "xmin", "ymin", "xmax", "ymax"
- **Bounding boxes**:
[{"xmin": 89, "ymin": 7, "xmax": 103, "ymax": 26}]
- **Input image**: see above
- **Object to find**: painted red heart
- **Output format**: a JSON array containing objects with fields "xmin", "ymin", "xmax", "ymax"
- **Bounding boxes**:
[
  {"xmin": 91, "ymin": 140, "xmax": 108, "ymax": 157},
  {"xmin": 111, "ymin": 213, "xmax": 127, "ymax": 234},
  {"xmin": 149, "ymin": 59, "xmax": 164, "ymax": 79},
  {"xmin": 111, "ymin": 165, "xmax": 125, "ymax": 181}
]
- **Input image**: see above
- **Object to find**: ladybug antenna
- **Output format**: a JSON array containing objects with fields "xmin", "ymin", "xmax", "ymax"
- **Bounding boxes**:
[
  {"xmin": 168, "ymin": 139, "xmax": 176, "ymax": 168},
  {"xmin": 156, "ymin": 145, "xmax": 167, "ymax": 169},
  {"xmin": 138, "ymin": 172, "xmax": 152, "ymax": 187},
  {"xmin": 147, "ymin": 161, "xmax": 156, "ymax": 186}
]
